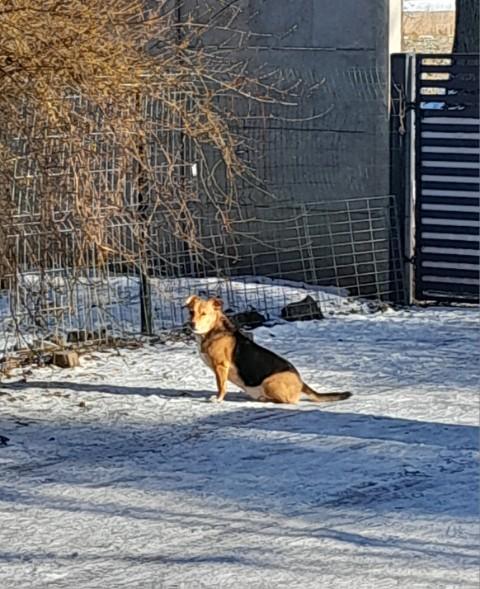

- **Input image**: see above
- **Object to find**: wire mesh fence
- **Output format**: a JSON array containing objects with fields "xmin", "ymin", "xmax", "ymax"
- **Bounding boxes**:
[
  {"xmin": 0, "ymin": 189, "xmax": 404, "ymax": 355},
  {"xmin": 148, "ymin": 192, "xmax": 404, "ymax": 326},
  {"xmin": 0, "ymin": 50, "xmax": 404, "ymax": 357}
]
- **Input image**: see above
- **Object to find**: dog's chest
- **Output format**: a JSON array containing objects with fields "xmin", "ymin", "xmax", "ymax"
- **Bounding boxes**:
[
  {"xmin": 196, "ymin": 337, "xmax": 212, "ymax": 368},
  {"xmin": 200, "ymin": 351, "xmax": 212, "ymax": 369}
]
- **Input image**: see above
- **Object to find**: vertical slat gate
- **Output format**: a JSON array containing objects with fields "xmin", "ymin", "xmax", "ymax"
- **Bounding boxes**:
[{"xmin": 414, "ymin": 54, "xmax": 479, "ymax": 303}]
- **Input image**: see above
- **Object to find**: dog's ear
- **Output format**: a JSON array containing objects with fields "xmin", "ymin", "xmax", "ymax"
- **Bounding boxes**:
[
  {"xmin": 211, "ymin": 297, "xmax": 224, "ymax": 310},
  {"xmin": 184, "ymin": 295, "xmax": 198, "ymax": 309}
]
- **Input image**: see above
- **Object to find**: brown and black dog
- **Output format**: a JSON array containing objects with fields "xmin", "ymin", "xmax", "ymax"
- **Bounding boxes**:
[{"xmin": 185, "ymin": 295, "xmax": 351, "ymax": 404}]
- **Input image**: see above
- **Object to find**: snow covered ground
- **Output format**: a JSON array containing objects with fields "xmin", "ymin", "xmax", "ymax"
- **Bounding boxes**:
[
  {"xmin": 0, "ymin": 306, "xmax": 478, "ymax": 588},
  {"xmin": 404, "ymin": 0, "xmax": 454, "ymax": 11}
]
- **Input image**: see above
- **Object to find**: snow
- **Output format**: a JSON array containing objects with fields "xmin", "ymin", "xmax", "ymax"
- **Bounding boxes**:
[
  {"xmin": 0, "ymin": 306, "xmax": 478, "ymax": 588},
  {"xmin": 404, "ymin": 0, "xmax": 455, "ymax": 12}
]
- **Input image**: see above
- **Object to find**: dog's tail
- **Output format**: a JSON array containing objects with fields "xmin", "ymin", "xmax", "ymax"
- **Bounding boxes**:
[{"xmin": 302, "ymin": 383, "xmax": 351, "ymax": 403}]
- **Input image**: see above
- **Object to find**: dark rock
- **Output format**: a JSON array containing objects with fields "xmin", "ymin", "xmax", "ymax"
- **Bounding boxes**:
[
  {"xmin": 229, "ymin": 309, "xmax": 266, "ymax": 330},
  {"xmin": 52, "ymin": 350, "xmax": 80, "ymax": 368},
  {"xmin": 281, "ymin": 296, "xmax": 324, "ymax": 322}
]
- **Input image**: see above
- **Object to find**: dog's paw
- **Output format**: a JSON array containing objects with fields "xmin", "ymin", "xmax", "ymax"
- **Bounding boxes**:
[{"xmin": 209, "ymin": 395, "xmax": 222, "ymax": 403}]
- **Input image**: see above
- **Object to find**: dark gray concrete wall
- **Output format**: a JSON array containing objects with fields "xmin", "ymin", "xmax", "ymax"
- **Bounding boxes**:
[
  {"xmin": 183, "ymin": 0, "xmax": 392, "ymax": 204},
  {"xmin": 178, "ymin": 1, "xmax": 401, "ymax": 299}
]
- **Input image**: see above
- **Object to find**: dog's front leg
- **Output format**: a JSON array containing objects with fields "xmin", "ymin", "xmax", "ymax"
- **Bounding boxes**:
[{"xmin": 211, "ymin": 363, "xmax": 229, "ymax": 403}]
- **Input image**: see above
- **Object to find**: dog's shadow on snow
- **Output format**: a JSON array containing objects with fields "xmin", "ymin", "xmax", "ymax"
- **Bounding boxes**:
[
  {"xmin": 3, "ymin": 380, "xmax": 479, "ymax": 454},
  {"xmin": 3, "ymin": 379, "xmax": 245, "ymax": 402}
]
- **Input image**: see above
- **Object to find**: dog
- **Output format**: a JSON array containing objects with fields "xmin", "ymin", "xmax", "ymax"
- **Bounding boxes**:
[{"xmin": 185, "ymin": 295, "xmax": 351, "ymax": 404}]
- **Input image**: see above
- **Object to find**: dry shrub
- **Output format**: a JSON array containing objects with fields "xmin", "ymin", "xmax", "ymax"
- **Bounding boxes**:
[{"xmin": 0, "ymin": 0, "xmax": 284, "ymax": 282}]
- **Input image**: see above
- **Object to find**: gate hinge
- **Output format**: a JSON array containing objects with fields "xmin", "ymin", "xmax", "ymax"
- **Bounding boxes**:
[{"xmin": 404, "ymin": 255, "xmax": 416, "ymax": 265}]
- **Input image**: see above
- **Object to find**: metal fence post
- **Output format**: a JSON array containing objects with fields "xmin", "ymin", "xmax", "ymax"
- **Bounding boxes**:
[
  {"xmin": 136, "ymin": 91, "xmax": 153, "ymax": 336},
  {"xmin": 390, "ymin": 53, "xmax": 416, "ymax": 305},
  {"xmin": 140, "ymin": 272, "xmax": 153, "ymax": 336},
  {"xmin": 403, "ymin": 53, "xmax": 417, "ymax": 305}
]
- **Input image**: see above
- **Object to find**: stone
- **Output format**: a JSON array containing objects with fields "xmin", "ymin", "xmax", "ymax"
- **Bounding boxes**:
[
  {"xmin": 280, "ymin": 295, "xmax": 324, "ymax": 322},
  {"xmin": 229, "ymin": 309, "xmax": 266, "ymax": 330},
  {"xmin": 52, "ymin": 350, "xmax": 80, "ymax": 368}
]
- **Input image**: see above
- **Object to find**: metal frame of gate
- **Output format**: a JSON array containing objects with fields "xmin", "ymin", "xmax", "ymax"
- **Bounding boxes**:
[{"xmin": 391, "ymin": 53, "xmax": 479, "ymax": 304}]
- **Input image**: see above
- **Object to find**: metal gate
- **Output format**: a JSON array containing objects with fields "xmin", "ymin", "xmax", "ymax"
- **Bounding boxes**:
[{"xmin": 391, "ymin": 53, "xmax": 479, "ymax": 304}]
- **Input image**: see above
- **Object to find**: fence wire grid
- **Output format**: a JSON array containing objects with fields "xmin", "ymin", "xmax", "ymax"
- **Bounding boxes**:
[
  {"xmin": 0, "ymin": 193, "xmax": 404, "ymax": 354},
  {"xmin": 0, "ymin": 59, "xmax": 404, "ymax": 355}
]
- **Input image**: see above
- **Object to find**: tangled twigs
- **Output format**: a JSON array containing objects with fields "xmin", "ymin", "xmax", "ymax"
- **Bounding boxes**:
[{"xmin": 0, "ymin": 0, "xmax": 288, "ymax": 280}]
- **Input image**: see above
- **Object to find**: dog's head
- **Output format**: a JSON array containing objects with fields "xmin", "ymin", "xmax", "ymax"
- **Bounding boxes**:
[{"xmin": 184, "ymin": 295, "xmax": 224, "ymax": 335}]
